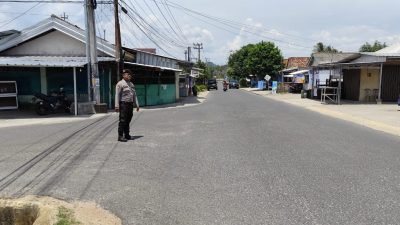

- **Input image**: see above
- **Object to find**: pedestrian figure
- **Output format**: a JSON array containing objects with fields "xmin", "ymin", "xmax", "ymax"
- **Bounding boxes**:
[
  {"xmin": 397, "ymin": 94, "xmax": 400, "ymax": 111},
  {"xmin": 115, "ymin": 69, "xmax": 140, "ymax": 142}
]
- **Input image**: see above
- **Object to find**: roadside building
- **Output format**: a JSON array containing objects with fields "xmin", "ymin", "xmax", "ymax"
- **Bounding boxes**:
[
  {"xmin": 279, "ymin": 57, "xmax": 310, "ymax": 92},
  {"xmin": 308, "ymin": 53, "xmax": 360, "ymax": 100},
  {"xmin": 0, "ymin": 15, "xmax": 191, "ymax": 113},
  {"xmin": 311, "ymin": 47, "xmax": 400, "ymax": 103}
]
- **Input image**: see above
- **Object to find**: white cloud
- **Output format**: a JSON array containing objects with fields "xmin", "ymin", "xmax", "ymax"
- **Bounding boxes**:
[
  {"xmin": 183, "ymin": 25, "xmax": 214, "ymax": 43},
  {"xmin": 311, "ymin": 25, "xmax": 400, "ymax": 52}
]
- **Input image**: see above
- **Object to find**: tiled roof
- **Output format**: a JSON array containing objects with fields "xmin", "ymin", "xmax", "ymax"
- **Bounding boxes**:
[{"xmin": 286, "ymin": 57, "xmax": 310, "ymax": 68}]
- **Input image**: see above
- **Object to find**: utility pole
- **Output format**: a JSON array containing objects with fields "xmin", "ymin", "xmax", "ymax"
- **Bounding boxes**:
[
  {"xmin": 193, "ymin": 43, "xmax": 203, "ymax": 62},
  {"xmin": 86, "ymin": 0, "xmax": 100, "ymax": 104},
  {"xmin": 184, "ymin": 50, "xmax": 188, "ymax": 61},
  {"xmin": 114, "ymin": 0, "xmax": 122, "ymax": 78},
  {"xmin": 187, "ymin": 47, "xmax": 191, "ymax": 62},
  {"xmin": 84, "ymin": 0, "xmax": 91, "ymax": 101}
]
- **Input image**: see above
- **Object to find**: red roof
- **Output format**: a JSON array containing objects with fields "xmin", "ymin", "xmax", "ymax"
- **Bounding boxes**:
[{"xmin": 286, "ymin": 57, "xmax": 310, "ymax": 69}]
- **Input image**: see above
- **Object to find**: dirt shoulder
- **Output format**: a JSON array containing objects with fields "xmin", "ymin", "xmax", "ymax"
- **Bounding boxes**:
[
  {"xmin": 0, "ymin": 195, "xmax": 121, "ymax": 225},
  {"xmin": 242, "ymin": 88, "xmax": 400, "ymax": 137}
]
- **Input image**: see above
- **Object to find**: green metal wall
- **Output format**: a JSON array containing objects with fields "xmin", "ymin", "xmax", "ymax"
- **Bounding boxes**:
[
  {"xmin": 46, "ymin": 67, "xmax": 88, "ymax": 95},
  {"xmin": 99, "ymin": 68, "xmax": 111, "ymax": 108},
  {"xmin": 0, "ymin": 68, "xmax": 41, "ymax": 95},
  {"xmin": 135, "ymin": 84, "xmax": 176, "ymax": 106}
]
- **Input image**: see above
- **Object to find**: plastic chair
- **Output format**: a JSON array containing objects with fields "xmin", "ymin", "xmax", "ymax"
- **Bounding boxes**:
[
  {"xmin": 364, "ymin": 89, "xmax": 371, "ymax": 102},
  {"xmin": 373, "ymin": 89, "xmax": 379, "ymax": 100}
]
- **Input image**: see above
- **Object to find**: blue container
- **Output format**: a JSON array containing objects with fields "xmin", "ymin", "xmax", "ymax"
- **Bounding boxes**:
[{"xmin": 257, "ymin": 81, "xmax": 265, "ymax": 90}]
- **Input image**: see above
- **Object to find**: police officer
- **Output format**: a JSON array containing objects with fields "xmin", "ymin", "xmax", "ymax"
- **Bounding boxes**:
[{"xmin": 115, "ymin": 69, "xmax": 139, "ymax": 142}]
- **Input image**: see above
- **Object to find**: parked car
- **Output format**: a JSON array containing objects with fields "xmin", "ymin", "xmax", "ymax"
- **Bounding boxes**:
[
  {"xmin": 207, "ymin": 79, "xmax": 218, "ymax": 90},
  {"xmin": 229, "ymin": 80, "xmax": 239, "ymax": 89}
]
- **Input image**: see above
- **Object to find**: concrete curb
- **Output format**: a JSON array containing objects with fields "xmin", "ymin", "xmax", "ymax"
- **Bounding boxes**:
[{"xmin": 0, "ymin": 92, "xmax": 210, "ymax": 128}]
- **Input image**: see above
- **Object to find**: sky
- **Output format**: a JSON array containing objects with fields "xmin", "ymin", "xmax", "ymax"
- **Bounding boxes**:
[{"xmin": 1, "ymin": 0, "xmax": 400, "ymax": 64}]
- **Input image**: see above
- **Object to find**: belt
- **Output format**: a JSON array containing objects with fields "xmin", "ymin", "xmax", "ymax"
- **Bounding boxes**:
[{"xmin": 120, "ymin": 101, "xmax": 133, "ymax": 105}]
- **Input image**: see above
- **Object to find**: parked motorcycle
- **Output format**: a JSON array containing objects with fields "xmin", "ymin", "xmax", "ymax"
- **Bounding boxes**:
[
  {"xmin": 223, "ymin": 80, "xmax": 228, "ymax": 92},
  {"xmin": 31, "ymin": 89, "xmax": 71, "ymax": 116}
]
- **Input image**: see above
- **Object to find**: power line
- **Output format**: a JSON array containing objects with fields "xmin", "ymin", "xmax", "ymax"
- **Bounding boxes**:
[
  {"xmin": 0, "ymin": 2, "xmax": 41, "ymax": 28},
  {"xmin": 163, "ymin": 0, "xmax": 317, "ymax": 43},
  {"xmin": 149, "ymin": 0, "xmax": 315, "ymax": 49},
  {"xmin": 151, "ymin": 0, "xmax": 187, "ymax": 44},
  {"xmin": 0, "ymin": 0, "xmax": 113, "ymax": 3},
  {"xmin": 120, "ymin": 0, "xmax": 187, "ymax": 49},
  {"xmin": 160, "ymin": 0, "xmax": 188, "ymax": 43},
  {"xmin": 119, "ymin": 2, "xmax": 179, "ymax": 58}
]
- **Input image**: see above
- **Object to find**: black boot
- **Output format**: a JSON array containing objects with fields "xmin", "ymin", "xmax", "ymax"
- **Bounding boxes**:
[
  {"xmin": 118, "ymin": 136, "xmax": 128, "ymax": 142},
  {"xmin": 125, "ymin": 134, "xmax": 132, "ymax": 140}
]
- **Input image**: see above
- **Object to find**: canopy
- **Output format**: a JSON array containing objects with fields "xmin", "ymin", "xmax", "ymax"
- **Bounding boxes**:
[{"xmin": 289, "ymin": 69, "xmax": 309, "ymax": 75}]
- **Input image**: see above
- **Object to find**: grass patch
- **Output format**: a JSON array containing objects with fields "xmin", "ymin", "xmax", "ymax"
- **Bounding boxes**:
[
  {"xmin": 195, "ymin": 84, "xmax": 207, "ymax": 92},
  {"xmin": 55, "ymin": 206, "xmax": 81, "ymax": 225}
]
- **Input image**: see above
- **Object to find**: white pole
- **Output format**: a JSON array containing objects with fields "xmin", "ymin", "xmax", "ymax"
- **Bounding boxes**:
[
  {"xmin": 84, "ymin": 0, "xmax": 91, "ymax": 101},
  {"xmin": 108, "ymin": 69, "xmax": 112, "ymax": 108},
  {"xmin": 378, "ymin": 63, "xmax": 383, "ymax": 101},
  {"xmin": 73, "ymin": 67, "xmax": 78, "ymax": 116}
]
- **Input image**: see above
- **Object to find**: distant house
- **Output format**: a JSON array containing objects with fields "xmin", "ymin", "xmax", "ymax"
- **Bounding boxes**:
[
  {"xmin": 279, "ymin": 57, "xmax": 310, "ymax": 92},
  {"xmin": 309, "ymin": 48, "xmax": 400, "ymax": 103},
  {"xmin": 339, "ymin": 46, "xmax": 400, "ymax": 102},
  {"xmin": 308, "ymin": 53, "xmax": 360, "ymax": 98},
  {"xmin": 0, "ymin": 15, "xmax": 192, "ymax": 112}
]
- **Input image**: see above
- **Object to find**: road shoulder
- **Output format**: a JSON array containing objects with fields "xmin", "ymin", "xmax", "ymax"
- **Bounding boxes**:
[{"xmin": 241, "ymin": 88, "xmax": 400, "ymax": 137}]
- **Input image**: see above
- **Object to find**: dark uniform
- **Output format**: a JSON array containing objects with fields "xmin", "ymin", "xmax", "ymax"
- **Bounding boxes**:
[{"xmin": 115, "ymin": 78, "xmax": 139, "ymax": 141}]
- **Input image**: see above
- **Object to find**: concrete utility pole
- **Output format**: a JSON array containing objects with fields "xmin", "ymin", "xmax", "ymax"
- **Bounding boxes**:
[
  {"xmin": 193, "ymin": 43, "xmax": 203, "ymax": 62},
  {"xmin": 84, "ymin": 1, "xmax": 91, "ymax": 101},
  {"xmin": 187, "ymin": 47, "xmax": 191, "ymax": 62},
  {"xmin": 86, "ymin": 0, "xmax": 101, "ymax": 104},
  {"xmin": 114, "ymin": 0, "xmax": 122, "ymax": 78},
  {"xmin": 184, "ymin": 50, "xmax": 188, "ymax": 61}
]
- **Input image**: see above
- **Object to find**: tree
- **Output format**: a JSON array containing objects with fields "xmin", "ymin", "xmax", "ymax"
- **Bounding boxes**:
[
  {"xmin": 227, "ymin": 41, "xmax": 283, "ymax": 80},
  {"xmin": 313, "ymin": 42, "xmax": 339, "ymax": 53},
  {"xmin": 194, "ymin": 61, "xmax": 210, "ymax": 84},
  {"xmin": 359, "ymin": 41, "xmax": 387, "ymax": 52}
]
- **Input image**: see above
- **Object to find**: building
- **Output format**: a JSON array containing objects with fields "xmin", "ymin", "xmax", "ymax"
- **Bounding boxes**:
[
  {"xmin": 279, "ymin": 57, "xmax": 310, "ymax": 92},
  {"xmin": 308, "ymin": 53, "xmax": 360, "ymax": 99},
  {"xmin": 0, "ymin": 15, "xmax": 192, "ymax": 113},
  {"xmin": 309, "ymin": 48, "xmax": 400, "ymax": 103}
]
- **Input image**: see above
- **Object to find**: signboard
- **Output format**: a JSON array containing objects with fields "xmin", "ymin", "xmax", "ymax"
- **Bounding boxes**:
[{"xmin": 264, "ymin": 75, "xmax": 271, "ymax": 81}]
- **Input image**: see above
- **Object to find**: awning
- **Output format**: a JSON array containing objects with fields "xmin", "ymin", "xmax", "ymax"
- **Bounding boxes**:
[
  {"xmin": 0, "ymin": 56, "xmax": 114, "ymax": 67},
  {"xmin": 124, "ymin": 62, "xmax": 182, "ymax": 72},
  {"xmin": 289, "ymin": 69, "xmax": 309, "ymax": 75}
]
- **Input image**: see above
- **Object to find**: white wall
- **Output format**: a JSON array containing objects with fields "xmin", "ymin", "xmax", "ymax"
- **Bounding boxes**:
[{"xmin": 3, "ymin": 30, "xmax": 108, "ymax": 57}]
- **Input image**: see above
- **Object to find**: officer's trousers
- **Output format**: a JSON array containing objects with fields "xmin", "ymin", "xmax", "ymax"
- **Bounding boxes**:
[{"xmin": 118, "ymin": 102, "xmax": 133, "ymax": 137}]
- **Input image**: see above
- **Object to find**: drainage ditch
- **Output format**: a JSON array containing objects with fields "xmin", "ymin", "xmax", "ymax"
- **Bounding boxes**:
[{"xmin": 0, "ymin": 204, "xmax": 39, "ymax": 225}]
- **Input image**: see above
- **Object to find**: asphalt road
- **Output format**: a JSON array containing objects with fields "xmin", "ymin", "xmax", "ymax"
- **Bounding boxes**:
[{"xmin": 1, "ymin": 86, "xmax": 400, "ymax": 225}]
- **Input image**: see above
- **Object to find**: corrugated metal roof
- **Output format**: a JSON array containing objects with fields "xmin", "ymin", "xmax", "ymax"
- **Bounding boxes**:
[
  {"xmin": 0, "ymin": 15, "xmax": 115, "ymax": 57},
  {"xmin": 375, "ymin": 43, "xmax": 400, "ymax": 54},
  {"xmin": 362, "ymin": 52, "xmax": 400, "ymax": 57},
  {"xmin": 0, "ymin": 56, "xmax": 114, "ymax": 67},
  {"xmin": 349, "ymin": 54, "xmax": 387, "ymax": 64},
  {"xmin": 124, "ymin": 62, "xmax": 182, "ymax": 72},
  {"xmin": 310, "ymin": 53, "xmax": 360, "ymax": 67},
  {"xmin": 289, "ymin": 69, "xmax": 309, "ymax": 75}
]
